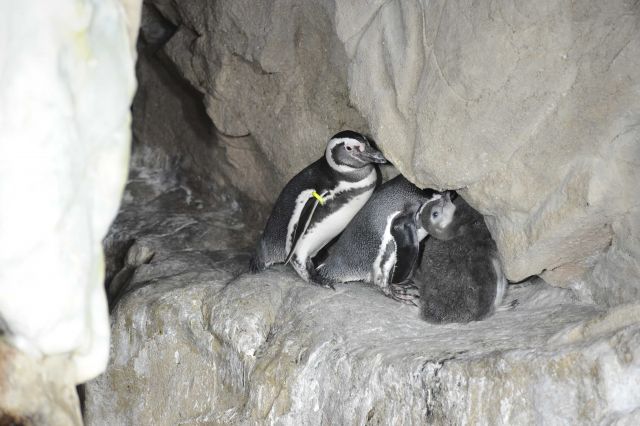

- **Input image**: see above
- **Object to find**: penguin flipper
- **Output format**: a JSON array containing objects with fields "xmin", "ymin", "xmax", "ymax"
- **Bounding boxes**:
[
  {"xmin": 285, "ymin": 191, "xmax": 326, "ymax": 264},
  {"xmin": 390, "ymin": 212, "xmax": 421, "ymax": 284},
  {"xmin": 373, "ymin": 211, "xmax": 421, "ymax": 306}
]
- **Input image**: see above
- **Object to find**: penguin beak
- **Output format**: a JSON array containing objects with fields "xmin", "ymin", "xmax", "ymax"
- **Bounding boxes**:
[{"xmin": 357, "ymin": 145, "xmax": 387, "ymax": 164}]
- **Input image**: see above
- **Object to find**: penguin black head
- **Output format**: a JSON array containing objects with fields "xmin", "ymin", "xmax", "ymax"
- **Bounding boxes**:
[
  {"xmin": 420, "ymin": 192, "xmax": 458, "ymax": 240},
  {"xmin": 325, "ymin": 131, "xmax": 387, "ymax": 173}
]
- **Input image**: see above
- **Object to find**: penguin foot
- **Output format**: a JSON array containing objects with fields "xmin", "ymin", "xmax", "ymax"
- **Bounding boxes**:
[
  {"xmin": 290, "ymin": 255, "xmax": 316, "ymax": 283},
  {"xmin": 308, "ymin": 265, "xmax": 337, "ymax": 290},
  {"xmin": 387, "ymin": 282, "xmax": 420, "ymax": 306},
  {"xmin": 310, "ymin": 280, "xmax": 336, "ymax": 290}
]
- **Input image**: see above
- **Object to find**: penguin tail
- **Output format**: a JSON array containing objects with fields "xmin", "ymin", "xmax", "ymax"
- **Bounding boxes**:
[
  {"xmin": 249, "ymin": 254, "xmax": 266, "ymax": 274},
  {"xmin": 248, "ymin": 244, "xmax": 268, "ymax": 274}
]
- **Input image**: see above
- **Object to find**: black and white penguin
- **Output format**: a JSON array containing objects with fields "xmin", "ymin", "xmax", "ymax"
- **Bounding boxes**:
[
  {"xmin": 312, "ymin": 175, "xmax": 456, "ymax": 302},
  {"xmin": 414, "ymin": 196, "xmax": 509, "ymax": 323},
  {"xmin": 249, "ymin": 130, "xmax": 386, "ymax": 281}
]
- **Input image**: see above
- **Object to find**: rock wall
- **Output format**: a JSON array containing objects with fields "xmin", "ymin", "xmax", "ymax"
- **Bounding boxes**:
[
  {"xmin": 142, "ymin": 0, "xmax": 640, "ymax": 307},
  {"xmin": 0, "ymin": 0, "xmax": 141, "ymax": 422},
  {"xmin": 337, "ymin": 0, "xmax": 640, "ymax": 306},
  {"xmin": 141, "ymin": 0, "xmax": 368, "ymax": 206}
]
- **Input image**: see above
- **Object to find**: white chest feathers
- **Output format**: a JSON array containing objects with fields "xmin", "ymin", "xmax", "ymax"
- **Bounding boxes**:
[
  {"xmin": 371, "ymin": 211, "xmax": 401, "ymax": 288},
  {"xmin": 288, "ymin": 169, "xmax": 377, "ymax": 261}
]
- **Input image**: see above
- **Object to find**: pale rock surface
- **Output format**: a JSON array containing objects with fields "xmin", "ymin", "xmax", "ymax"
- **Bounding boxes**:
[
  {"xmin": 84, "ymin": 176, "xmax": 640, "ymax": 425},
  {"xmin": 0, "ymin": 0, "xmax": 141, "ymax": 402},
  {"xmin": 0, "ymin": 339, "xmax": 82, "ymax": 425}
]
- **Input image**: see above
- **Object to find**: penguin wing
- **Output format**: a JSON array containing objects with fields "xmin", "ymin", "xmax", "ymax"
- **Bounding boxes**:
[
  {"xmin": 390, "ymin": 212, "xmax": 421, "ymax": 284},
  {"xmin": 285, "ymin": 190, "xmax": 328, "ymax": 264}
]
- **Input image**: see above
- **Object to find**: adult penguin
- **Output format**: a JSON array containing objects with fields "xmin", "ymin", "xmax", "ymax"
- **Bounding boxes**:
[
  {"xmin": 312, "ymin": 175, "xmax": 456, "ymax": 302},
  {"xmin": 249, "ymin": 130, "xmax": 386, "ymax": 282}
]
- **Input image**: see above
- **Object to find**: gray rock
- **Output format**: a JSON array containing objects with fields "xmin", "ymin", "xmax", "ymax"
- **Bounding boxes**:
[
  {"xmin": 84, "ymin": 174, "xmax": 640, "ymax": 424},
  {"xmin": 145, "ymin": 0, "xmax": 368, "ymax": 206},
  {"xmin": 0, "ymin": 0, "xmax": 141, "ymax": 421},
  {"xmin": 335, "ymin": 0, "xmax": 640, "ymax": 306},
  {"xmin": 84, "ymin": 230, "xmax": 640, "ymax": 424},
  {"xmin": 102, "ymin": 170, "xmax": 255, "ymax": 308}
]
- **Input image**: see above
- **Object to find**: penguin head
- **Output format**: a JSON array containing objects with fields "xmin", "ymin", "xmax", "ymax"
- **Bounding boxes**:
[
  {"xmin": 325, "ymin": 131, "xmax": 386, "ymax": 173},
  {"xmin": 420, "ymin": 191, "xmax": 458, "ymax": 240}
]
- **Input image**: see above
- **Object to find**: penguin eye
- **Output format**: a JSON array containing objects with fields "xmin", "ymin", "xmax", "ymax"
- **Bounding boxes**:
[
  {"xmin": 346, "ymin": 146, "xmax": 352, "ymax": 151},
  {"xmin": 432, "ymin": 211, "xmax": 439, "ymax": 219}
]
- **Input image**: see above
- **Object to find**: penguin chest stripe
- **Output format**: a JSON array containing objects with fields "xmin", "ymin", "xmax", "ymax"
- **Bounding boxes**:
[
  {"xmin": 492, "ymin": 257, "xmax": 507, "ymax": 309},
  {"xmin": 372, "ymin": 211, "xmax": 401, "ymax": 288},
  {"xmin": 326, "ymin": 169, "xmax": 377, "ymax": 200}
]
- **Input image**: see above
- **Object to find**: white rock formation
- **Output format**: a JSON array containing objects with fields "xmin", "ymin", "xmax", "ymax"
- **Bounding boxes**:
[{"xmin": 0, "ymin": 0, "xmax": 140, "ymax": 385}]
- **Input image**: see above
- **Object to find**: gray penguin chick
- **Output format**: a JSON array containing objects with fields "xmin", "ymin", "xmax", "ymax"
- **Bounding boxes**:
[
  {"xmin": 312, "ymin": 175, "xmax": 456, "ymax": 303},
  {"xmin": 415, "ymin": 196, "xmax": 508, "ymax": 323}
]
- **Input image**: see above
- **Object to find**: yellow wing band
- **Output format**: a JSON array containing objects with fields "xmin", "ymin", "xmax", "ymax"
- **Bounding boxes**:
[{"xmin": 312, "ymin": 191, "xmax": 326, "ymax": 205}]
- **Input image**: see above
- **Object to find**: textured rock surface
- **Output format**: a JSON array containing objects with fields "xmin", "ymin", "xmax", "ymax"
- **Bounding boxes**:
[
  {"xmin": 0, "ymin": 339, "xmax": 82, "ymax": 425},
  {"xmin": 84, "ymin": 175, "xmax": 640, "ymax": 425},
  {"xmin": 0, "ymin": 0, "xmax": 141, "ymax": 385},
  {"xmin": 139, "ymin": 0, "xmax": 368, "ymax": 206},
  {"xmin": 130, "ymin": 4, "xmax": 230, "ymax": 203},
  {"xmin": 142, "ymin": 0, "xmax": 640, "ymax": 306},
  {"xmin": 336, "ymin": 0, "xmax": 640, "ymax": 305}
]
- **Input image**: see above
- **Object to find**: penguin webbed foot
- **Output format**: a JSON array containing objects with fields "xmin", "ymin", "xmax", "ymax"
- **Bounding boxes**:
[
  {"xmin": 309, "ymin": 268, "xmax": 336, "ymax": 291},
  {"xmin": 310, "ymin": 279, "xmax": 336, "ymax": 290},
  {"xmin": 290, "ymin": 256, "xmax": 333, "ymax": 289},
  {"xmin": 308, "ymin": 264, "xmax": 337, "ymax": 290},
  {"xmin": 386, "ymin": 281, "xmax": 420, "ymax": 306}
]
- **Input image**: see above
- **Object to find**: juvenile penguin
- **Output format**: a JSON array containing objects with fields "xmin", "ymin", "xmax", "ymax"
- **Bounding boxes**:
[
  {"xmin": 250, "ymin": 130, "xmax": 386, "ymax": 281},
  {"xmin": 414, "ymin": 196, "xmax": 509, "ymax": 323},
  {"xmin": 312, "ymin": 175, "xmax": 456, "ymax": 302}
]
